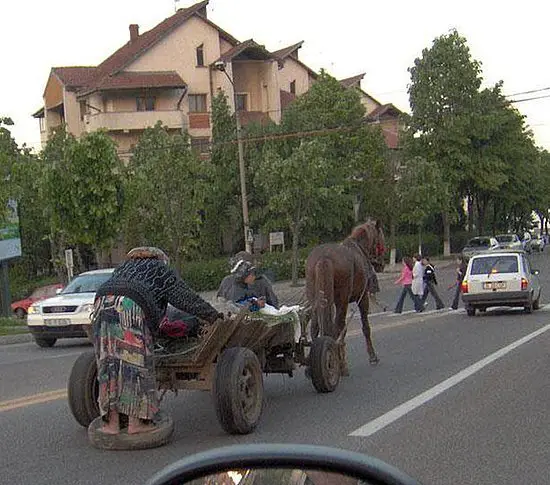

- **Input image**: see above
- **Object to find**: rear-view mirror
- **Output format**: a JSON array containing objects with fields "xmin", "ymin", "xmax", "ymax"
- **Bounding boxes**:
[{"xmin": 145, "ymin": 444, "xmax": 421, "ymax": 485}]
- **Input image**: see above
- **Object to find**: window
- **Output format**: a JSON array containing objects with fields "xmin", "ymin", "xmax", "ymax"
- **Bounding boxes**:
[
  {"xmin": 470, "ymin": 256, "xmax": 519, "ymax": 275},
  {"xmin": 136, "ymin": 96, "xmax": 155, "ymax": 111},
  {"xmin": 39, "ymin": 117, "xmax": 46, "ymax": 132},
  {"xmin": 290, "ymin": 80, "xmax": 296, "ymax": 95},
  {"xmin": 236, "ymin": 93, "xmax": 248, "ymax": 112},
  {"xmin": 190, "ymin": 137, "xmax": 211, "ymax": 155},
  {"xmin": 188, "ymin": 94, "xmax": 207, "ymax": 112},
  {"xmin": 196, "ymin": 44, "xmax": 205, "ymax": 67}
]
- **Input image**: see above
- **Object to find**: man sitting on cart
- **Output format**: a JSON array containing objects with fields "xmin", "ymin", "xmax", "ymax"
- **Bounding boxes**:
[{"xmin": 216, "ymin": 253, "xmax": 279, "ymax": 310}]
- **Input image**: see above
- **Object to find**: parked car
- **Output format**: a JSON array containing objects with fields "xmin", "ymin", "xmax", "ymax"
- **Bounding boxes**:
[
  {"xmin": 26, "ymin": 268, "xmax": 114, "ymax": 348},
  {"xmin": 529, "ymin": 234, "xmax": 545, "ymax": 252},
  {"xmin": 461, "ymin": 250, "xmax": 541, "ymax": 316},
  {"xmin": 10, "ymin": 283, "xmax": 63, "ymax": 318},
  {"xmin": 494, "ymin": 233, "xmax": 522, "ymax": 251},
  {"xmin": 461, "ymin": 236, "xmax": 499, "ymax": 259}
]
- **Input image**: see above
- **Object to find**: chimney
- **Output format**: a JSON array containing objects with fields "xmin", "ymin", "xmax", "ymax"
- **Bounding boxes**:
[{"xmin": 129, "ymin": 24, "xmax": 139, "ymax": 43}]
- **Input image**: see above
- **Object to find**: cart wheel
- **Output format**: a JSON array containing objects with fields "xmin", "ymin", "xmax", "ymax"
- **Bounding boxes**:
[
  {"xmin": 213, "ymin": 347, "xmax": 264, "ymax": 435},
  {"xmin": 309, "ymin": 336, "xmax": 340, "ymax": 393},
  {"xmin": 68, "ymin": 350, "xmax": 100, "ymax": 427},
  {"xmin": 88, "ymin": 410, "xmax": 174, "ymax": 451}
]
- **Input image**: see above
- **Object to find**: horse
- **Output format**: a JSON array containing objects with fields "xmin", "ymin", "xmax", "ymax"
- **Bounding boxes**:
[{"xmin": 305, "ymin": 219, "xmax": 385, "ymax": 372}]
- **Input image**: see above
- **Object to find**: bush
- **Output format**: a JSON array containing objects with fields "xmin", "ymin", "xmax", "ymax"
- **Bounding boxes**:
[{"xmin": 178, "ymin": 248, "xmax": 313, "ymax": 292}]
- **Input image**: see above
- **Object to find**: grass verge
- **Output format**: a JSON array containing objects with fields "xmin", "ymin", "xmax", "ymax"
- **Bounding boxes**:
[{"xmin": 0, "ymin": 317, "xmax": 28, "ymax": 336}]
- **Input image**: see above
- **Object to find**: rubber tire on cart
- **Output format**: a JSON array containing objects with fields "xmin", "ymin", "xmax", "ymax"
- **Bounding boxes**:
[
  {"xmin": 88, "ymin": 410, "xmax": 174, "ymax": 451},
  {"xmin": 68, "ymin": 350, "xmax": 100, "ymax": 427},
  {"xmin": 213, "ymin": 347, "xmax": 264, "ymax": 435},
  {"xmin": 34, "ymin": 336, "xmax": 57, "ymax": 348},
  {"xmin": 309, "ymin": 336, "xmax": 341, "ymax": 393},
  {"xmin": 466, "ymin": 306, "xmax": 476, "ymax": 317}
]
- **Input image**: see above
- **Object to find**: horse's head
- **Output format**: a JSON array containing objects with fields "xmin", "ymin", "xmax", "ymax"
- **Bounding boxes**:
[{"xmin": 351, "ymin": 219, "xmax": 385, "ymax": 272}]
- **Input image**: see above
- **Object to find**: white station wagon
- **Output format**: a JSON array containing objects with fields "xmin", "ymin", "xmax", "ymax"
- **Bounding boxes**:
[
  {"xmin": 461, "ymin": 250, "xmax": 541, "ymax": 316},
  {"xmin": 27, "ymin": 268, "xmax": 114, "ymax": 347}
]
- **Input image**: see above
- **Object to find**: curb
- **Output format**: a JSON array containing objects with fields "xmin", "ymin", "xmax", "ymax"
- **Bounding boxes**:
[{"xmin": 0, "ymin": 332, "xmax": 33, "ymax": 345}]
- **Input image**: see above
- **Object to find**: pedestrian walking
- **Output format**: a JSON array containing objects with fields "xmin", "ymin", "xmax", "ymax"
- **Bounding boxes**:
[
  {"xmin": 421, "ymin": 256, "xmax": 445, "ymax": 310},
  {"xmin": 411, "ymin": 254, "xmax": 425, "ymax": 312},
  {"xmin": 394, "ymin": 256, "xmax": 421, "ymax": 313},
  {"xmin": 449, "ymin": 255, "xmax": 468, "ymax": 310}
]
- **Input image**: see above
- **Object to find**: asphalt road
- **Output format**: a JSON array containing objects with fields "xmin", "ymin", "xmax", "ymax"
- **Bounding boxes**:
[{"xmin": 1, "ymin": 252, "xmax": 549, "ymax": 485}]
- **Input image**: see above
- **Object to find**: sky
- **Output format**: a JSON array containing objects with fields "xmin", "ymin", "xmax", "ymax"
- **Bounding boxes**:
[{"xmin": 2, "ymin": 0, "xmax": 550, "ymax": 152}]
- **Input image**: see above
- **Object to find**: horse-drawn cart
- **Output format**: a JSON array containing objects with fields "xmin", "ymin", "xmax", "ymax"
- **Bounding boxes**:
[{"xmin": 67, "ymin": 307, "xmax": 341, "ymax": 448}]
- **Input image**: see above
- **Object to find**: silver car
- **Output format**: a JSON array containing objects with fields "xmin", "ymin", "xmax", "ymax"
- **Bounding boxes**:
[
  {"xmin": 461, "ymin": 236, "xmax": 500, "ymax": 259},
  {"xmin": 461, "ymin": 250, "xmax": 541, "ymax": 316},
  {"xmin": 495, "ymin": 234, "xmax": 522, "ymax": 250}
]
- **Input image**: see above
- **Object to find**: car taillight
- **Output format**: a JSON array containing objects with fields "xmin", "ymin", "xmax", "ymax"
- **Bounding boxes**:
[
  {"xmin": 461, "ymin": 280, "xmax": 468, "ymax": 293},
  {"xmin": 521, "ymin": 278, "xmax": 528, "ymax": 290}
]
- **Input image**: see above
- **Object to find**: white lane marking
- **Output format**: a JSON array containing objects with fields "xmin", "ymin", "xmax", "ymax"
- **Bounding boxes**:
[{"xmin": 349, "ymin": 322, "xmax": 550, "ymax": 437}]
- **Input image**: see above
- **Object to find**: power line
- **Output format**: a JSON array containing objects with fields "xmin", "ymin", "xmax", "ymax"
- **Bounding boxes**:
[
  {"xmin": 506, "ymin": 86, "xmax": 550, "ymax": 98},
  {"xmin": 509, "ymin": 94, "xmax": 550, "ymax": 104}
]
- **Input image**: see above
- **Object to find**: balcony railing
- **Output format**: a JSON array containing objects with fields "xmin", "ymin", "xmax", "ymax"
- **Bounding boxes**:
[{"xmin": 84, "ymin": 110, "xmax": 186, "ymax": 132}]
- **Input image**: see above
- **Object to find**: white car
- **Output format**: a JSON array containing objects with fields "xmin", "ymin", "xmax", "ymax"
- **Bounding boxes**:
[
  {"xmin": 495, "ymin": 234, "xmax": 522, "ymax": 251},
  {"xmin": 27, "ymin": 268, "xmax": 114, "ymax": 347},
  {"xmin": 461, "ymin": 250, "xmax": 541, "ymax": 316}
]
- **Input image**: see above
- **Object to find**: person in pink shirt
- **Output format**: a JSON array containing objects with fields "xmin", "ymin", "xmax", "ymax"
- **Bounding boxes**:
[{"xmin": 394, "ymin": 256, "xmax": 420, "ymax": 313}]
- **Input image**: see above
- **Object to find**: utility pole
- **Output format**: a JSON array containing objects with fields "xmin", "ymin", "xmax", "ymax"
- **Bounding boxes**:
[{"xmin": 214, "ymin": 61, "xmax": 252, "ymax": 253}]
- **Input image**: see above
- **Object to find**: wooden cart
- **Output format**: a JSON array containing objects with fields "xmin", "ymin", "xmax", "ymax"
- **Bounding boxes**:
[{"xmin": 67, "ymin": 308, "xmax": 341, "ymax": 436}]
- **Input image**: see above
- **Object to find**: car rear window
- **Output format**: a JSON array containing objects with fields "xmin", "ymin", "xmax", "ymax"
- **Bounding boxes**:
[
  {"xmin": 470, "ymin": 256, "xmax": 519, "ymax": 275},
  {"xmin": 467, "ymin": 238, "xmax": 490, "ymax": 247},
  {"xmin": 495, "ymin": 235, "xmax": 513, "ymax": 243}
]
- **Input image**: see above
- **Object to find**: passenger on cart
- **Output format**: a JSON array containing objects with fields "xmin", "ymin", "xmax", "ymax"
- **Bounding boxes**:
[
  {"xmin": 217, "ymin": 253, "xmax": 279, "ymax": 310},
  {"xmin": 216, "ymin": 253, "xmax": 302, "ymax": 341}
]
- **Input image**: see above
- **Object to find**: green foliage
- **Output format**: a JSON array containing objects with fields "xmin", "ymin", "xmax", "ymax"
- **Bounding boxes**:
[
  {"xmin": 204, "ymin": 92, "xmax": 241, "ymax": 254},
  {"xmin": 124, "ymin": 122, "xmax": 210, "ymax": 267},
  {"xmin": 0, "ymin": 117, "xmax": 19, "ymax": 223}
]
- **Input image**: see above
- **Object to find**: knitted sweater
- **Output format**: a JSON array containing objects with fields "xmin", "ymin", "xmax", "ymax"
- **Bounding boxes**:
[{"xmin": 97, "ymin": 258, "xmax": 219, "ymax": 329}]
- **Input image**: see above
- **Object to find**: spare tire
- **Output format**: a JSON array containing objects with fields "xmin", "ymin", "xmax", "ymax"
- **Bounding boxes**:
[{"xmin": 68, "ymin": 350, "xmax": 99, "ymax": 427}]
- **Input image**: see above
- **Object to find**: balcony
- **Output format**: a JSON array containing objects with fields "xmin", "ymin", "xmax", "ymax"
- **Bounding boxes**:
[{"xmin": 84, "ymin": 110, "xmax": 185, "ymax": 132}]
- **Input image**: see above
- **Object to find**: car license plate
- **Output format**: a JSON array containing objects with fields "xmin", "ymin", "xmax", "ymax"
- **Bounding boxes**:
[
  {"xmin": 45, "ymin": 318, "xmax": 71, "ymax": 327},
  {"xmin": 483, "ymin": 281, "xmax": 506, "ymax": 290}
]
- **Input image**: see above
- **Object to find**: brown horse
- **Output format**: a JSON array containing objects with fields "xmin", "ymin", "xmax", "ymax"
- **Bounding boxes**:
[{"xmin": 305, "ymin": 219, "xmax": 385, "ymax": 369}]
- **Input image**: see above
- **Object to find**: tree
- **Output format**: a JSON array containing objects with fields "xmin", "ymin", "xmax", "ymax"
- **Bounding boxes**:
[
  {"xmin": 396, "ymin": 155, "xmax": 449, "ymax": 254},
  {"xmin": 0, "ymin": 117, "xmax": 19, "ymax": 223},
  {"xmin": 124, "ymin": 122, "xmax": 211, "ymax": 269},
  {"xmin": 407, "ymin": 29, "xmax": 483, "ymax": 253},
  {"xmin": 41, "ymin": 128, "xmax": 123, "ymax": 268},
  {"xmin": 206, "ymin": 91, "xmax": 242, "ymax": 255},
  {"xmin": 254, "ymin": 71, "xmax": 376, "ymax": 283}
]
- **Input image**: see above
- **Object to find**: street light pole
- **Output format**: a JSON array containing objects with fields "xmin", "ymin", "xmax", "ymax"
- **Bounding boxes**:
[{"xmin": 215, "ymin": 62, "xmax": 252, "ymax": 253}]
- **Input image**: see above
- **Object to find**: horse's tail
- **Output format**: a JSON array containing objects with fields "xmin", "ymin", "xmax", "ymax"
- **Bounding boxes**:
[{"xmin": 309, "ymin": 258, "xmax": 334, "ymax": 339}]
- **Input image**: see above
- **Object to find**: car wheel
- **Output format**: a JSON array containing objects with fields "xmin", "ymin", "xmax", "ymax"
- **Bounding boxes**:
[
  {"xmin": 524, "ymin": 298, "xmax": 534, "ymax": 314},
  {"xmin": 14, "ymin": 308, "xmax": 26, "ymax": 319},
  {"xmin": 466, "ymin": 306, "xmax": 476, "ymax": 317},
  {"xmin": 479, "ymin": 307, "xmax": 486, "ymax": 313},
  {"xmin": 533, "ymin": 292, "xmax": 541, "ymax": 310},
  {"xmin": 34, "ymin": 336, "xmax": 57, "ymax": 347}
]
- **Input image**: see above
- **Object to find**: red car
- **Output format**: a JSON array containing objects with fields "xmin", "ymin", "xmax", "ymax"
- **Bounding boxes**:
[{"xmin": 11, "ymin": 283, "xmax": 64, "ymax": 318}]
